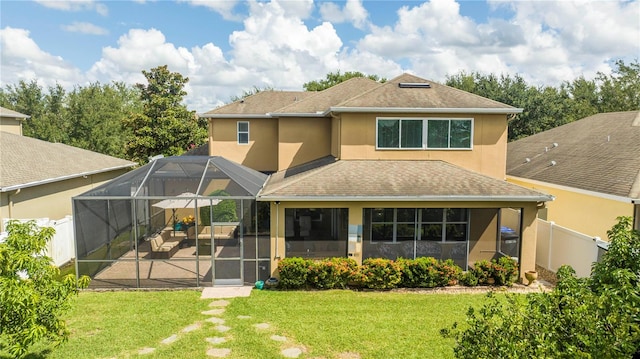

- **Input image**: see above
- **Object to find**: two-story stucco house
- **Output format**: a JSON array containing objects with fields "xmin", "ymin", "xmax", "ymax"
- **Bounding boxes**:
[{"xmin": 201, "ymin": 74, "xmax": 552, "ymax": 280}]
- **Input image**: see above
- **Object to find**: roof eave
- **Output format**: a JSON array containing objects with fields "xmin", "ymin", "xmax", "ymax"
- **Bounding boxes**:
[
  {"xmin": 199, "ymin": 114, "xmax": 273, "ymax": 119},
  {"xmin": 0, "ymin": 164, "xmax": 134, "ymax": 193},
  {"xmin": 257, "ymin": 195, "xmax": 553, "ymax": 202},
  {"xmin": 329, "ymin": 107, "xmax": 523, "ymax": 114},
  {"xmin": 269, "ymin": 112, "xmax": 328, "ymax": 117}
]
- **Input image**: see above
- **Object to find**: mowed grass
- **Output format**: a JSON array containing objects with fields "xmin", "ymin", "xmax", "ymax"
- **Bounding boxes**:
[{"xmin": 3, "ymin": 289, "xmax": 493, "ymax": 359}]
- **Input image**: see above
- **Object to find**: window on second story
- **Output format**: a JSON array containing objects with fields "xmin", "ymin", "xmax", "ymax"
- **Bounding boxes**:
[
  {"xmin": 376, "ymin": 118, "xmax": 473, "ymax": 150},
  {"xmin": 237, "ymin": 121, "xmax": 249, "ymax": 144}
]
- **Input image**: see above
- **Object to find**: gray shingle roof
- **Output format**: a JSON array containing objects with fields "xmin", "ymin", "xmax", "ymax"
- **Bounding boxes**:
[
  {"xmin": 332, "ymin": 73, "xmax": 518, "ymax": 111},
  {"xmin": 202, "ymin": 91, "xmax": 313, "ymax": 116},
  {"xmin": 0, "ymin": 131, "xmax": 135, "ymax": 192},
  {"xmin": 201, "ymin": 73, "xmax": 520, "ymax": 117},
  {"xmin": 0, "ymin": 106, "xmax": 29, "ymax": 119},
  {"xmin": 507, "ymin": 111, "xmax": 640, "ymax": 199},
  {"xmin": 259, "ymin": 158, "xmax": 551, "ymax": 201}
]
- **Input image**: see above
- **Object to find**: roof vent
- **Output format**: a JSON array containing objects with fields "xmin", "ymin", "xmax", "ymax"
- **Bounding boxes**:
[
  {"xmin": 399, "ymin": 82, "xmax": 431, "ymax": 88},
  {"xmin": 525, "ymin": 158, "xmax": 531, "ymax": 163},
  {"xmin": 552, "ymin": 142, "xmax": 558, "ymax": 148},
  {"xmin": 550, "ymin": 160, "xmax": 557, "ymax": 166}
]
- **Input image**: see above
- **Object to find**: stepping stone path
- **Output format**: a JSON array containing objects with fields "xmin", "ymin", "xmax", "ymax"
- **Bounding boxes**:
[
  {"xmin": 161, "ymin": 334, "xmax": 178, "ymax": 345},
  {"xmin": 202, "ymin": 308, "xmax": 225, "ymax": 315},
  {"xmin": 206, "ymin": 337, "xmax": 227, "ymax": 345},
  {"xmin": 237, "ymin": 315, "xmax": 252, "ymax": 319},
  {"xmin": 206, "ymin": 317, "xmax": 225, "ymax": 324},
  {"xmin": 254, "ymin": 322, "xmax": 270, "ymax": 330},
  {"xmin": 207, "ymin": 348, "xmax": 232, "ymax": 357},
  {"xmin": 138, "ymin": 347, "xmax": 155, "ymax": 355},
  {"xmin": 182, "ymin": 323, "xmax": 201, "ymax": 333},
  {"xmin": 271, "ymin": 335, "xmax": 287, "ymax": 342},
  {"xmin": 281, "ymin": 347, "xmax": 304, "ymax": 358},
  {"xmin": 209, "ymin": 300, "xmax": 230, "ymax": 307},
  {"xmin": 215, "ymin": 324, "xmax": 231, "ymax": 333}
]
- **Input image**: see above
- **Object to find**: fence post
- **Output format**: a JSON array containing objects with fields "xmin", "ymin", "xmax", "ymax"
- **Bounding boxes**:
[{"xmin": 548, "ymin": 221, "xmax": 554, "ymax": 271}]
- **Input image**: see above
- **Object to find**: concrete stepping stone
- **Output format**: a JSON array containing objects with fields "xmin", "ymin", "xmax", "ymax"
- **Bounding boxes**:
[
  {"xmin": 206, "ymin": 348, "xmax": 231, "ymax": 357},
  {"xmin": 206, "ymin": 317, "xmax": 225, "ymax": 324},
  {"xmin": 270, "ymin": 334, "xmax": 287, "ymax": 342},
  {"xmin": 237, "ymin": 315, "xmax": 252, "ymax": 319},
  {"xmin": 208, "ymin": 300, "xmax": 230, "ymax": 307},
  {"xmin": 206, "ymin": 336, "xmax": 227, "ymax": 345},
  {"xmin": 182, "ymin": 323, "xmax": 201, "ymax": 333},
  {"xmin": 202, "ymin": 308, "xmax": 225, "ymax": 316},
  {"xmin": 138, "ymin": 347, "xmax": 156, "ymax": 355},
  {"xmin": 215, "ymin": 324, "xmax": 231, "ymax": 333},
  {"xmin": 161, "ymin": 334, "xmax": 178, "ymax": 345},
  {"xmin": 254, "ymin": 323, "xmax": 270, "ymax": 330},
  {"xmin": 281, "ymin": 347, "xmax": 303, "ymax": 358}
]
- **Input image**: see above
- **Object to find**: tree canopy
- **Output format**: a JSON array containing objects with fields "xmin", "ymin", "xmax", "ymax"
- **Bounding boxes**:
[
  {"xmin": 124, "ymin": 65, "xmax": 207, "ymax": 164},
  {"xmin": 303, "ymin": 71, "xmax": 386, "ymax": 91}
]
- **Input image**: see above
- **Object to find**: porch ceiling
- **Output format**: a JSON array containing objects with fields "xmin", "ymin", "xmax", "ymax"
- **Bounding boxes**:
[{"xmin": 258, "ymin": 158, "xmax": 553, "ymax": 202}]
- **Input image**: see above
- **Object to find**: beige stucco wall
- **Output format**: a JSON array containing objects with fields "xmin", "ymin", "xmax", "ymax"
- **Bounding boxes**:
[
  {"xmin": 268, "ymin": 200, "xmax": 538, "ymax": 281},
  {"xmin": 278, "ymin": 117, "xmax": 331, "ymax": 170},
  {"xmin": 0, "ymin": 119, "xmax": 23, "ymax": 135},
  {"xmin": 0, "ymin": 169, "xmax": 130, "ymax": 232},
  {"xmin": 209, "ymin": 118, "xmax": 279, "ymax": 172},
  {"xmin": 337, "ymin": 113, "xmax": 508, "ymax": 179},
  {"xmin": 508, "ymin": 177, "xmax": 634, "ymax": 241}
]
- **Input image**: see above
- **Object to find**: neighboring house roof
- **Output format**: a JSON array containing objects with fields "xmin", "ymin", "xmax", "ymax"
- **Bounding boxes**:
[
  {"xmin": 0, "ymin": 106, "xmax": 30, "ymax": 119},
  {"xmin": 507, "ymin": 111, "xmax": 640, "ymax": 200},
  {"xmin": 0, "ymin": 131, "xmax": 135, "ymax": 192},
  {"xmin": 202, "ymin": 91, "xmax": 313, "ymax": 117},
  {"xmin": 201, "ymin": 73, "xmax": 522, "ymax": 117},
  {"xmin": 259, "ymin": 157, "xmax": 551, "ymax": 202}
]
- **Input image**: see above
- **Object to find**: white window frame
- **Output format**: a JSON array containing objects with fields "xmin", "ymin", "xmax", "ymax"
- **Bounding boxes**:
[
  {"xmin": 237, "ymin": 121, "xmax": 249, "ymax": 145},
  {"xmin": 376, "ymin": 117, "xmax": 474, "ymax": 150}
]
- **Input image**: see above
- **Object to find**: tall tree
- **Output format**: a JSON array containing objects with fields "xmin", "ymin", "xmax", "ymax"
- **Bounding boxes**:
[
  {"xmin": 596, "ymin": 59, "xmax": 640, "ymax": 112},
  {"xmin": 66, "ymin": 82, "xmax": 141, "ymax": 158},
  {"xmin": 303, "ymin": 71, "xmax": 385, "ymax": 91},
  {"xmin": 124, "ymin": 65, "xmax": 207, "ymax": 164}
]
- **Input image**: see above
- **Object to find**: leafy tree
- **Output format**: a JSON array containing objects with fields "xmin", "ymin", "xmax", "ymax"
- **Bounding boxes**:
[
  {"xmin": 0, "ymin": 221, "xmax": 90, "ymax": 358},
  {"xmin": 303, "ymin": 70, "xmax": 386, "ymax": 91},
  {"xmin": 230, "ymin": 85, "xmax": 274, "ymax": 102},
  {"xmin": 124, "ymin": 65, "xmax": 207, "ymax": 164},
  {"xmin": 441, "ymin": 216, "xmax": 640, "ymax": 358},
  {"xmin": 597, "ymin": 59, "xmax": 640, "ymax": 112},
  {"xmin": 66, "ymin": 82, "xmax": 141, "ymax": 158}
]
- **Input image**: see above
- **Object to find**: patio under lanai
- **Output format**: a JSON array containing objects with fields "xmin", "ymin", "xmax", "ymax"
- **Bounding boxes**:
[{"xmin": 72, "ymin": 156, "xmax": 271, "ymax": 288}]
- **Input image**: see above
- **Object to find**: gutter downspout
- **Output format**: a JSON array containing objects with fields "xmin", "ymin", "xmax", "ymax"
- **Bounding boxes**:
[
  {"xmin": 7, "ymin": 188, "xmax": 21, "ymax": 219},
  {"xmin": 275, "ymin": 201, "xmax": 280, "ymax": 260}
]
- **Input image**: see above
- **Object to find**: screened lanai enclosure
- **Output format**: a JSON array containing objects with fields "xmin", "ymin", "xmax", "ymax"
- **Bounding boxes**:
[{"xmin": 73, "ymin": 156, "xmax": 270, "ymax": 288}]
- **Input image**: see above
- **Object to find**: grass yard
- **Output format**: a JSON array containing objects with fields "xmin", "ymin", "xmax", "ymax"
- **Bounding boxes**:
[{"xmin": 3, "ymin": 289, "xmax": 494, "ymax": 359}]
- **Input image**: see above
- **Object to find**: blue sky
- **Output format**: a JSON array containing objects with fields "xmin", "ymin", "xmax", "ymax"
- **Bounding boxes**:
[{"xmin": 1, "ymin": 0, "xmax": 638, "ymax": 112}]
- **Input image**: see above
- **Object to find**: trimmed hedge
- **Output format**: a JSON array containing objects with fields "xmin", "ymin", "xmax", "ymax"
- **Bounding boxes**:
[{"xmin": 276, "ymin": 256, "xmax": 520, "ymax": 290}]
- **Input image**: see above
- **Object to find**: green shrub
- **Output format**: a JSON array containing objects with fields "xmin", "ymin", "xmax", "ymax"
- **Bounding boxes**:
[
  {"xmin": 355, "ymin": 258, "xmax": 402, "ymax": 290},
  {"xmin": 307, "ymin": 257, "xmax": 359, "ymax": 289},
  {"xmin": 400, "ymin": 257, "xmax": 443, "ymax": 288},
  {"xmin": 199, "ymin": 189, "xmax": 238, "ymax": 226},
  {"xmin": 460, "ymin": 271, "xmax": 479, "ymax": 286},
  {"xmin": 493, "ymin": 256, "xmax": 519, "ymax": 286},
  {"xmin": 438, "ymin": 259, "xmax": 463, "ymax": 286},
  {"xmin": 277, "ymin": 257, "xmax": 311, "ymax": 289}
]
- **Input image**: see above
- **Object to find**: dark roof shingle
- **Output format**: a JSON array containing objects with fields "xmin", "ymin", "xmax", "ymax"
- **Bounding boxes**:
[{"xmin": 507, "ymin": 111, "xmax": 640, "ymax": 199}]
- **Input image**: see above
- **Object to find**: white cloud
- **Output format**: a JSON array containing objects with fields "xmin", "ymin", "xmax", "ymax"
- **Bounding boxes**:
[
  {"xmin": 0, "ymin": 27, "xmax": 84, "ymax": 88},
  {"xmin": 183, "ymin": 0, "xmax": 242, "ymax": 21},
  {"xmin": 319, "ymin": 0, "xmax": 370, "ymax": 30},
  {"xmin": 62, "ymin": 22, "xmax": 108, "ymax": 35},
  {"xmin": 35, "ymin": 0, "xmax": 108, "ymax": 16}
]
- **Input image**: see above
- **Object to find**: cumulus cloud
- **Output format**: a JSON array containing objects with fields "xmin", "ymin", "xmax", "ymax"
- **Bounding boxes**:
[
  {"xmin": 0, "ymin": 27, "xmax": 84, "ymax": 88},
  {"xmin": 35, "ymin": 0, "xmax": 108, "ymax": 16},
  {"xmin": 62, "ymin": 22, "xmax": 108, "ymax": 35},
  {"xmin": 319, "ymin": 0, "xmax": 370, "ymax": 30},
  {"xmin": 2, "ymin": 0, "xmax": 639, "ymax": 112}
]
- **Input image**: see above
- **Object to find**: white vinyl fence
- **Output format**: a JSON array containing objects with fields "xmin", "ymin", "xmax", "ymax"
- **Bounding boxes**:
[
  {"xmin": 535, "ymin": 219, "xmax": 609, "ymax": 278},
  {"xmin": 1, "ymin": 216, "xmax": 75, "ymax": 267}
]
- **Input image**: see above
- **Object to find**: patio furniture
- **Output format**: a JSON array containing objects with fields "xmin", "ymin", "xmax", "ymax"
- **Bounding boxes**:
[{"xmin": 148, "ymin": 229, "xmax": 182, "ymax": 258}]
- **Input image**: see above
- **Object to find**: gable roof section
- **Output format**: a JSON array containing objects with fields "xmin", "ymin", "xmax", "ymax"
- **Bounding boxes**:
[
  {"xmin": 0, "ymin": 131, "xmax": 134, "ymax": 192},
  {"xmin": 201, "ymin": 73, "xmax": 522, "ymax": 118},
  {"xmin": 201, "ymin": 91, "xmax": 313, "ymax": 118},
  {"xmin": 272, "ymin": 77, "xmax": 381, "ymax": 115},
  {"xmin": 0, "ymin": 106, "xmax": 29, "ymax": 119},
  {"xmin": 507, "ymin": 111, "xmax": 640, "ymax": 200},
  {"xmin": 331, "ymin": 73, "xmax": 521, "ymax": 114},
  {"xmin": 259, "ymin": 158, "xmax": 551, "ymax": 202}
]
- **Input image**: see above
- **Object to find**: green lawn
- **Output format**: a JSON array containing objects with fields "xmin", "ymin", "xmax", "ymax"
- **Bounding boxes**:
[{"xmin": 4, "ymin": 289, "xmax": 493, "ymax": 359}]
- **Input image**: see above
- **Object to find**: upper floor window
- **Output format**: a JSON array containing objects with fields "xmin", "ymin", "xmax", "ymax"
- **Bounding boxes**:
[
  {"xmin": 376, "ymin": 118, "xmax": 473, "ymax": 150},
  {"xmin": 237, "ymin": 121, "xmax": 249, "ymax": 144}
]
